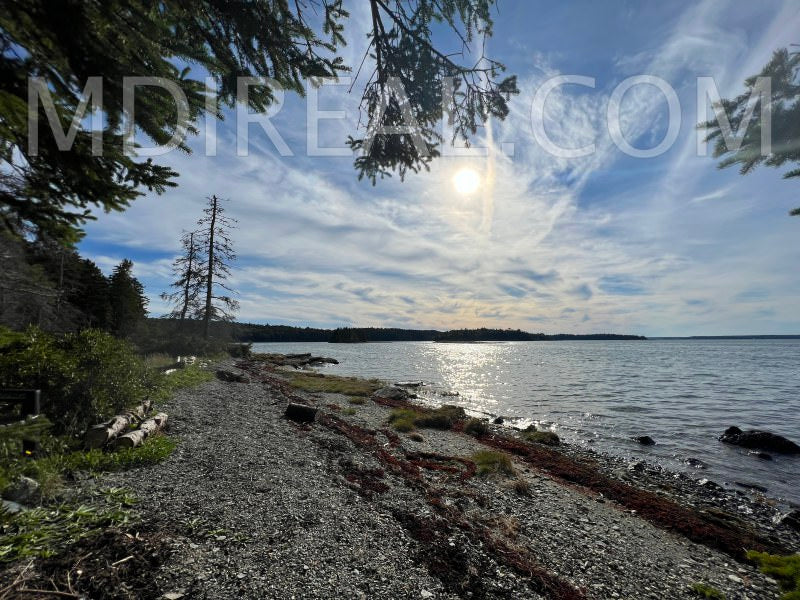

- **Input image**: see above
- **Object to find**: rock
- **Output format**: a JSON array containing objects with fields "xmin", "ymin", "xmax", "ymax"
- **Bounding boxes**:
[
  {"xmin": 697, "ymin": 478, "xmax": 722, "ymax": 490},
  {"xmin": 633, "ymin": 436, "xmax": 655, "ymax": 446},
  {"xmin": 420, "ymin": 591, "xmax": 434, "ymax": 599},
  {"xmin": 684, "ymin": 457, "xmax": 706, "ymax": 468},
  {"xmin": 215, "ymin": 369, "xmax": 250, "ymax": 383},
  {"xmin": 776, "ymin": 510, "xmax": 800, "ymax": 532},
  {"xmin": 1, "ymin": 499, "xmax": 24, "ymax": 514},
  {"xmin": 284, "ymin": 403, "xmax": 318, "ymax": 423},
  {"xmin": 733, "ymin": 481, "xmax": 768, "ymax": 493},
  {"xmin": 372, "ymin": 386, "xmax": 410, "ymax": 401},
  {"xmin": 627, "ymin": 460, "xmax": 646, "ymax": 473},
  {"xmin": 163, "ymin": 591, "xmax": 186, "ymax": 600},
  {"xmin": 493, "ymin": 416, "xmax": 504, "ymax": 425},
  {"xmin": 2, "ymin": 476, "xmax": 40, "ymax": 504},
  {"xmin": 719, "ymin": 426, "xmax": 800, "ymax": 454},
  {"xmin": 395, "ymin": 381, "xmax": 424, "ymax": 388},
  {"xmin": 748, "ymin": 450, "xmax": 773, "ymax": 461}
]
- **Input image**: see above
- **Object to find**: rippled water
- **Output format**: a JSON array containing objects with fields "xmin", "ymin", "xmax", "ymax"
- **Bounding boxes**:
[{"xmin": 252, "ymin": 339, "xmax": 800, "ymax": 504}]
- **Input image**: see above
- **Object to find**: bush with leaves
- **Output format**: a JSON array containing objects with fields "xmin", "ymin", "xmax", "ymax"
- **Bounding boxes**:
[{"xmin": 0, "ymin": 327, "xmax": 156, "ymax": 434}]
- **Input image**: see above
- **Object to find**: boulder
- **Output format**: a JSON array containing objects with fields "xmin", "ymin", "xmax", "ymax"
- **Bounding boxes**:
[
  {"xmin": 719, "ymin": 426, "xmax": 800, "ymax": 454},
  {"xmin": 493, "ymin": 416, "xmax": 504, "ymax": 425},
  {"xmin": 776, "ymin": 510, "xmax": 800, "ymax": 532},
  {"xmin": 633, "ymin": 435, "xmax": 656, "ymax": 446},
  {"xmin": 1, "ymin": 499, "xmax": 24, "ymax": 514},
  {"xmin": 2, "ymin": 476, "xmax": 40, "ymax": 505},
  {"xmin": 684, "ymin": 457, "xmax": 707, "ymax": 468},
  {"xmin": 372, "ymin": 386, "xmax": 410, "ymax": 401}
]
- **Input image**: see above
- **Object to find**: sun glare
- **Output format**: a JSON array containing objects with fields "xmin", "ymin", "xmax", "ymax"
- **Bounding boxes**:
[{"xmin": 453, "ymin": 168, "xmax": 481, "ymax": 195}]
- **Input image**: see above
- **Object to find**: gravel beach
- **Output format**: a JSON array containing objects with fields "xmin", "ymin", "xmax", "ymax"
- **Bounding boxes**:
[{"xmin": 99, "ymin": 358, "xmax": 798, "ymax": 599}]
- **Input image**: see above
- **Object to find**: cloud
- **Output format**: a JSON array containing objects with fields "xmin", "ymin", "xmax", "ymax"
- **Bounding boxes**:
[{"xmin": 76, "ymin": 0, "xmax": 800, "ymax": 336}]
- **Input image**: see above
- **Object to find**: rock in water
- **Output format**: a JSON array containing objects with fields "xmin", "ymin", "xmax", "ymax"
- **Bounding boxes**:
[
  {"xmin": 493, "ymin": 416, "xmax": 505, "ymax": 425},
  {"xmin": 634, "ymin": 435, "xmax": 656, "ymax": 446},
  {"xmin": 285, "ymin": 403, "xmax": 318, "ymax": 423},
  {"xmin": 719, "ymin": 426, "xmax": 800, "ymax": 454}
]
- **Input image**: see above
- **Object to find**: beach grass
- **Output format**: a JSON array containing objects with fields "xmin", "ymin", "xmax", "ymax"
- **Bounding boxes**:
[
  {"xmin": 287, "ymin": 372, "xmax": 381, "ymax": 397},
  {"xmin": 471, "ymin": 450, "xmax": 516, "ymax": 477}
]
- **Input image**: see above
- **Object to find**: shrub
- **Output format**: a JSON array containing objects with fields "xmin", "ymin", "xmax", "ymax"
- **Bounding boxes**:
[
  {"xmin": 523, "ymin": 430, "xmax": 560, "ymax": 446},
  {"xmin": 690, "ymin": 583, "xmax": 726, "ymax": 599},
  {"xmin": 508, "ymin": 477, "xmax": 531, "ymax": 497},
  {"xmin": 0, "ymin": 327, "xmax": 153, "ymax": 434},
  {"xmin": 464, "ymin": 418, "xmax": 488, "ymax": 436},
  {"xmin": 348, "ymin": 397, "xmax": 366, "ymax": 405},
  {"xmin": 389, "ymin": 405, "xmax": 467, "ymax": 432},
  {"xmin": 389, "ymin": 409, "xmax": 418, "ymax": 432},
  {"xmin": 471, "ymin": 450, "xmax": 516, "ymax": 477},
  {"xmin": 746, "ymin": 551, "xmax": 800, "ymax": 600}
]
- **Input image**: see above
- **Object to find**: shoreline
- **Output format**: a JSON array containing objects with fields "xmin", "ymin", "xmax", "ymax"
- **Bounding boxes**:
[{"xmin": 7, "ymin": 354, "xmax": 796, "ymax": 599}]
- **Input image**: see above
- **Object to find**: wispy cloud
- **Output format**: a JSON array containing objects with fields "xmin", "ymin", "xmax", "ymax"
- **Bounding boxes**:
[{"xmin": 79, "ymin": 0, "xmax": 800, "ymax": 336}]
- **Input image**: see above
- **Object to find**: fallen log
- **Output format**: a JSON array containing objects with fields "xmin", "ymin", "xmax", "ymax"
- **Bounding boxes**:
[
  {"xmin": 114, "ymin": 412, "xmax": 168, "ymax": 449},
  {"xmin": 84, "ymin": 400, "xmax": 152, "ymax": 449}
]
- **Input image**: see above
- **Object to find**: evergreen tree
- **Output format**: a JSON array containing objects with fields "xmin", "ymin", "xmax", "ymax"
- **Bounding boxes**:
[
  {"xmin": 108, "ymin": 259, "xmax": 148, "ymax": 337},
  {"xmin": 1, "ymin": 1, "xmax": 517, "ymax": 243},
  {"xmin": 196, "ymin": 196, "xmax": 238, "ymax": 339},
  {"xmin": 699, "ymin": 47, "xmax": 800, "ymax": 217},
  {"xmin": 160, "ymin": 230, "xmax": 204, "ymax": 325}
]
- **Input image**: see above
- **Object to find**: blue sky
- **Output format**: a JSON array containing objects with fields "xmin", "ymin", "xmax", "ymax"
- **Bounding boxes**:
[{"xmin": 79, "ymin": 0, "xmax": 800, "ymax": 336}]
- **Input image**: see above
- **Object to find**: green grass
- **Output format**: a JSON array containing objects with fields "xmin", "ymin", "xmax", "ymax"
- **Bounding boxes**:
[
  {"xmin": 2, "ymin": 436, "xmax": 176, "ymax": 502},
  {"xmin": 464, "ymin": 418, "xmax": 488, "ymax": 436},
  {"xmin": 388, "ymin": 405, "xmax": 466, "ymax": 432},
  {"xmin": 348, "ymin": 396, "xmax": 366, "ymax": 405},
  {"xmin": 523, "ymin": 430, "xmax": 560, "ymax": 446},
  {"xmin": 342, "ymin": 407, "xmax": 357, "ymax": 416},
  {"xmin": 388, "ymin": 409, "xmax": 418, "ymax": 432},
  {"xmin": 691, "ymin": 583, "xmax": 725, "ymax": 599},
  {"xmin": 287, "ymin": 372, "xmax": 381, "ymax": 397},
  {"xmin": 747, "ymin": 551, "xmax": 800, "ymax": 600},
  {"xmin": 471, "ymin": 450, "xmax": 516, "ymax": 477},
  {"xmin": 150, "ymin": 364, "xmax": 215, "ymax": 403},
  {"xmin": 0, "ymin": 487, "xmax": 137, "ymax": 563}
]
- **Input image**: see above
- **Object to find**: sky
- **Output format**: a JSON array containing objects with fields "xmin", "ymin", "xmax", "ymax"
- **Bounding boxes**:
[{"xmin": 78, "ymin": 0, "xmax": 800, "ymax": 337}]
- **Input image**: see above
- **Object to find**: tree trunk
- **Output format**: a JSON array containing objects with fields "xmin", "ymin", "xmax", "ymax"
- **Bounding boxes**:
[
  {"xmin": 203, "ymin": 196, "xmax": 217, "ymax": 339},
  {"xmin": 84, "ymin": 400, "xmax": 153, "ymax": 449},
  {"xmin": 179, "ymin": 231, "xmax": 194, "ymax": 324},
  {"xmin": 113, "ymin": 412, "xmax": 168, "ymax": 449}
]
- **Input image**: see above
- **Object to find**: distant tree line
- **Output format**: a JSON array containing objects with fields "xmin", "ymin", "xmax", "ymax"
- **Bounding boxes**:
[
  {"xmin": 140, "ymin": 321, "xmax": 645, "ymax": 343},
  {"xmin": 433, "ymin": 329, "xmax": 646, "ymax": 342}
]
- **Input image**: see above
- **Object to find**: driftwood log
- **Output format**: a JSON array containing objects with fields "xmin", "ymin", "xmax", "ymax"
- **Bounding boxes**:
[
  {"xmin": 114, "ymin": 412, "xmax": 168, "ymax": 449},
  {"xmin": 84, "ymin": 400, "xmax": 153, "ymax": 449},
  {"xmin": 285, "ymin": 403, "xmax": 317, "ymax": 423}
]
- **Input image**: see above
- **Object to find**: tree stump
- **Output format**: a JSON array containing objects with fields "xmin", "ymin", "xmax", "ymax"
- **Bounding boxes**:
[{"xmin": 285, "ymin": 403, "xmax": 317, "ymax": 423}]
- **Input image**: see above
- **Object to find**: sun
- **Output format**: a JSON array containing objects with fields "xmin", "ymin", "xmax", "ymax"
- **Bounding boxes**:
[{"xmin": 452, "ymin": 168, "xmax": 481, "ymax": 195}]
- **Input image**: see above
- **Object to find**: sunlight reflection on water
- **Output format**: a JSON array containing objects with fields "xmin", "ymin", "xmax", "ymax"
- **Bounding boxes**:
[{"xmin": 252, "ymin": 339, "xmax": 800, "ymax": 504}]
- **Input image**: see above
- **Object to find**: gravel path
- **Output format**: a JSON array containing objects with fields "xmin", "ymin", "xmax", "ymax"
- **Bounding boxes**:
[{"xmin": 103, "ymin": 361, "xmax": 793, "ymax": 599}]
